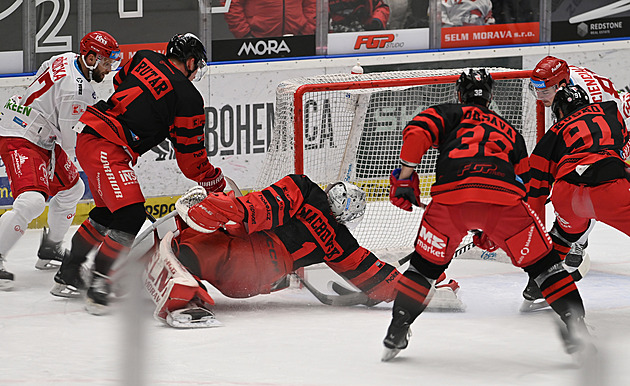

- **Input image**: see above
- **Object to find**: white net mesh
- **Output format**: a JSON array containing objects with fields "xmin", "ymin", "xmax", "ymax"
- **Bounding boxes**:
[{"xmin": 258, "ymin": 68, "xmax": 541, "ymax": 255}]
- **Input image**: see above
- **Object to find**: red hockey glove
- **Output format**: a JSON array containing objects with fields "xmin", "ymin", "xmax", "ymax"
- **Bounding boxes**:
[
  {"xmin": 187, "ymin": 191, "xmax": 245, "ymax": 233},
  {"xmin": 199, "ymin": 167, "xmax": 225, "ymax": 193},
  {"xmin": 389, "ymin": 168, "xmax": 421, "ymax": 212},
  {"xmin": 472, "ymin": 231, "xmax": 498, "ymax": 252}
]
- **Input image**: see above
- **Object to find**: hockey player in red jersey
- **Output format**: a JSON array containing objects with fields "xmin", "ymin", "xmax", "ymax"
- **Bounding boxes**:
[
  {"xmin": 528, "ymin": 84, "xmax": 630, "ymax": 258},
  {"xmin": 143, "ymin": 174, "xmax": 402, "ymax": 328},
  {"xmin": 0, "ymin": 31, "xmax": 120, "ymax": 288},
  {"xmin": 523, "ymin": 55, "xmax": 630, "ymax": 308},
  {"xmin": 381, "ymin": 69, "xmax": 592, "ymax": 362},
  {"xmin": 51, "ymin": 33, "xmax": 225, "ymax": 315}
]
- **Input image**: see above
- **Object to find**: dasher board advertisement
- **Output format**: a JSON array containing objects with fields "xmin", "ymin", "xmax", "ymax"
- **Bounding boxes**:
[
  {"xmin": 441, "ymin": 22, "xmax": 540, "ymax": 48},
  {"xmin": 552, "ymin": 1, "xmax": 630, "ymax": 41},
  {"xmin": 212, "ymin": 35, "xmax": 315, "ymax": 61},
  {"xmin": 328, "ymin": 29, "xmax": 429, "ymax": 55}
]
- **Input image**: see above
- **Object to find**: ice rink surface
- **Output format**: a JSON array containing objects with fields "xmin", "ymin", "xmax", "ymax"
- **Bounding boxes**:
[{"xmin": 1, "ymin": 220, "xmax": 629, "ymax": 385}]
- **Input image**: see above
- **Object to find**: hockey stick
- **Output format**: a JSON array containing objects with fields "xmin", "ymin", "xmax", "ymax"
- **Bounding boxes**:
[{"xmin": 294, "ymin": 273, "xmax": 372, "ymax": 307}]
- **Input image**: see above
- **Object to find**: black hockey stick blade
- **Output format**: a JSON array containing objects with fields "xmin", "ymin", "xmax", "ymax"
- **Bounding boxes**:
[
  {"xmin": 329, "ymin": 281, "xmax": 382, "ymax": 307},
  {"xmin": 295, "ymin": 274, "xmax": 369, "ymax": 306}
]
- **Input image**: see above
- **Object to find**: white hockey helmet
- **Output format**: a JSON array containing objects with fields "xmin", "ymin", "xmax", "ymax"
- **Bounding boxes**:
[{"xmin": 325, "ymin": 181, "xmax": 366, "ymax": 225}]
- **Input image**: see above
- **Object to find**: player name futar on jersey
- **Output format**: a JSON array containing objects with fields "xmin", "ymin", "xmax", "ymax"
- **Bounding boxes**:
[{"xmin": 0, "ymin": 52, "xmax": 97, "ymax": 155}]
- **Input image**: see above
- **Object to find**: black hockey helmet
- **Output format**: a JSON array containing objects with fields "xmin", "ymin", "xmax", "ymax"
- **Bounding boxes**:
[
  {"xmin": 456, "ymin": 68, "xmax": 493, "ymax": 105},
  {"xmin": 551, "ymin": 84, "xmax": 590, "ymax": 118},
  {"xmin": 167, "ymin": 33, "xmax": 207, "ymax": 78}
]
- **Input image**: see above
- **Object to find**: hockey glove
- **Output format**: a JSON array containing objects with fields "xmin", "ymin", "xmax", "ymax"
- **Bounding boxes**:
[
  {"xmin": 472, "ymin": 230, "xmax": 498, "ymax": 252},
  {"xmin": 186, "ymin": 191, "xmax": 245, "ymax": 234},
  {"xmin": 389, "ymin": 168, "xmax": 421, "ymax": 212},
  {"xmin": 199, "ymin": 167, "xmax": 226, "ymax": 194}
]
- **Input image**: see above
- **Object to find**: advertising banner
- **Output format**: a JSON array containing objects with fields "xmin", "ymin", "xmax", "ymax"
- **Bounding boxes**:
[
  {"xmin": 328, "ymin": 29, "xmax": 429, "ymax": 55},
  {"xmin": 441, "ymin": 22, "xmax": 539, "ymax": 49},
  {"xmin": 552, "ymin": 1, "xmax": 630, "ymax": 42},
  {"xmin": 212, "ymin": 35, "xmax": 315, "ymax": 62}
]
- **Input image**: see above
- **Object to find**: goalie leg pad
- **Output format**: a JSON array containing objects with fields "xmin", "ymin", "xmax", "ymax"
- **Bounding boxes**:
[{"xmin": 144, "ymin": 231, "xmax": 214, "ymax": 322}]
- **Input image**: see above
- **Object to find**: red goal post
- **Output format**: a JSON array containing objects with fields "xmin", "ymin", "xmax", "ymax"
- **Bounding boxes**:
[{"xmin": 258, "ymin": 68, "xmax": 545, "ymax": 253}]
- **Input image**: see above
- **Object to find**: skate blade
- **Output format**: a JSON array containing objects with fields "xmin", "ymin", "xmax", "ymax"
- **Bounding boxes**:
[
  {"xmin": 519, "ymin": 299, "xmax": 550, "ymax": 313},
  {"xmin": 85, "ymin": 299, "xmax": 109, "ymax": 315},
  {"xmin": 166, "ymin": 307, "xmax": 223, "ymax": 329},
  {"xmin": 0, "ymin": 279, "xmax": 14, "ymax": 291},
  {"xmin": 50, "ymin": 283, "xmax": 84, "ymax": 298},
  {"xmin": 381, "ymin": 347, "xmax": 402, "ymax": 362},
  {"xmin": 166, "ymin": 316, "xmax": 223, "ymax": 329},
  {"xmin": 35, "ymin": 259, "xmax": 62, "ymax": 270}
]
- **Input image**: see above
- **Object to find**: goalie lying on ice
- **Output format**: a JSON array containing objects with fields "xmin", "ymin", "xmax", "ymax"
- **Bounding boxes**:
[{"xmin": 145, "ymin": 174, "xmax": 462, "ymax": 328}]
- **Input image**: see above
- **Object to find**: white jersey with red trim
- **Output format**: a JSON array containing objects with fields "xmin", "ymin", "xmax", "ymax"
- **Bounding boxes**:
[
  {"xmin": 0, "ymin": 52, "xmax": 96, "ymax": 156},
  {"xmin": 440, "ymin": 0, "xmax": 494, "ymax": 27},
  {"xmin": 544, "ymin": 66, "xmax": 630, "ymax": 131}
]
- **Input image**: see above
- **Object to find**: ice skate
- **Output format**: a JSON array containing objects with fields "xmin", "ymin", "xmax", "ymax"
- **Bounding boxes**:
[
  {"xmin": 51, "ymin": 264, "xmax": 86, "ymax": 298},
  {"xmin": 558, "ymin": 316, "xmax": 597, "ymax": 365},
  {"xmin": 166, "ymin": 306, "xmax": 223, "ymax": 328},
  {"xmin": 519, "ymin": 278, "xmax": 549, "ymax": 312},
  {"xmin": 382, "ymin": 307, "xmax": 412, "ymax": 362},
  {"xmin": 85, "ymin": 273, "xmax": 111, "ymax": 315},
  {"xmin": 35, "ymin": 227, "xmax": 67, "ymax": 270},
  {"xmin": 0, "ymin": 255, "xmax": 15, "ymax": 290}
]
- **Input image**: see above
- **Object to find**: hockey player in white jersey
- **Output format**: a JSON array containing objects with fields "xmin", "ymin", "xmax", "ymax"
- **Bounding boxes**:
[
  {"xmin": 440, "ymin": 0, "xmax": 495, "ymax": 27},
  {"xmin": 0, "ymin": 31, "xmax": 120, "ymax": 289},
  {"xmin": 522, "ymin": 55, "xmax": 630, "ymax": 311}
]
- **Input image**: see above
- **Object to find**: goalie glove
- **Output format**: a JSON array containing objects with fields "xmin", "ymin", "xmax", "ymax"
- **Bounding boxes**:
[
  {"xmin": 176, "ymin": 188, "xmax": 245, "ymax": 234},
  {"xmin": 472, "ymin": 230, "xmax": 498, "ymax": 252},
  {"xmin": 389, "ymin": 168, "xmax": 421, "ymax": 212}
]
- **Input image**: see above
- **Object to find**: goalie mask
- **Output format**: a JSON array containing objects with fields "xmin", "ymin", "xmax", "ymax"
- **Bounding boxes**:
[
  {"xmin": 456, "ymin": 68, "xmax": 493, "ymax": 105},
  {"xmin": 325, "ymin": 182, "xmax": 366, "ymax": 225}
]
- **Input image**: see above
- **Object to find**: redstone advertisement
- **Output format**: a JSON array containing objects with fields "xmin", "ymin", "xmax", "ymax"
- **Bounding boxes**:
[{"xmin": 441, "ymin": 22, "xmax": 539, "ymax": 49}]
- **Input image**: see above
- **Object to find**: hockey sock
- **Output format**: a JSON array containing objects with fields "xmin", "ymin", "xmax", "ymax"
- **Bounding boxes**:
[
  {"xmin": 67, "ymin": 218, "xmax": 107, "ymax": 267},
  {"xmin": 392, "ymin": 271, "xmax": 436, "ymax": 323},
  {"xmin": 93, "ymin": 230, "xmax": 134, "ymax": 276},
  {"xmin": 46, "ymin": 179, "xmax": 84, "ymax": 243},
  {"xmin": 535, "ymin": 264, "xmax": 585, "ymax": 321}
]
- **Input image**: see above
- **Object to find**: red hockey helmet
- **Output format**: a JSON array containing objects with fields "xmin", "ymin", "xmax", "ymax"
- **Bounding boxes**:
[
  {"xmin": 530, "ymin": 56, "xmax": 570, "ymax": 89},
  {"xmin": 79, "ymin": 31, "xmax": 121, "ymax": 70}
]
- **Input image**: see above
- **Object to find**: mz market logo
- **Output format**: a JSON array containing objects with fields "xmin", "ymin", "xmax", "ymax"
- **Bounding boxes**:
[{"xmin": 238, "ymin": 39, "xmax": 290, "ymax": 56}]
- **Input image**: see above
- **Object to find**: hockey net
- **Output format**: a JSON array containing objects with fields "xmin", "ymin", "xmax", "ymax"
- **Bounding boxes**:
[{"xmin": 257, "ymin": 68, "xmax": 544, "ymax": 260}]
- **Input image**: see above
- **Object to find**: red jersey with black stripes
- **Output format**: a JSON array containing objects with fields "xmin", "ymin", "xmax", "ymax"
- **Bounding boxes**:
[
  {"xmin": 400, "ymin": 103, "xmax": 529, "ymax": 205},
  {"xmin": 78, "ymin": 50, "xmax": 214, "ymax": 180},
  {"xmin": 236, "ymin": 174, "xmax": 399, "ymax": 300},
  {"xmin": 527, "ymin": 101, "xmax": 630, "ymax": 216}
]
